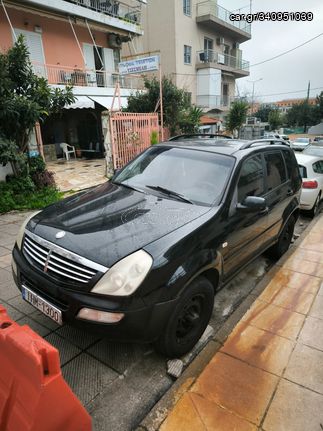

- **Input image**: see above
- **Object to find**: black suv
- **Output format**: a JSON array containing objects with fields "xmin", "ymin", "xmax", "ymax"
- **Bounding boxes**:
[{"xmin": 12, "ymin": 139, "xmax": 301, "ymax": 357}]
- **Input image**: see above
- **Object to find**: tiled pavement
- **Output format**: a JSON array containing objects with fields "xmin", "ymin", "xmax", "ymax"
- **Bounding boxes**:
[
  {"xmin": 47, "ymin": 158, "xmax": 107, "ymax": 192},
  {"xmin": 160, "ymin": 213, "xmax": 323, "ymax": 431},
  {"xmin": 0, "ymin": 211, "xmax": 172, "ymax": 430}
]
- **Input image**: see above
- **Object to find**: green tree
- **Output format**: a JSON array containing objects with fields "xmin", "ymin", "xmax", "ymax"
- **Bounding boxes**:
[
  {"xmin": 286, "ymin": 101, "xmax": 316, "ymax": 131},
  {"xmin": 178, "ymin": 106, "xmax": 204, "ymax": 133},
  {"xmin": 226, "ymin": 100, "xmax": 249, "ymax": 137},
  {"xmin": 313, "ymin": 91, "xmax": 323, "ymax": 123},
  {"xmin": 126, "ymin": 76, "xmax": 191, "ymax": 135},
  {"xmin": 254, "ymin": 105, "xmax": 274, "ymax": 122},
  {"xmin": 268, "ymin": 110, "xmax": 282, "ymax": 131},
  {"xmin": 0, "ymin": 35, "xmax": 75, "ymax": 173}
]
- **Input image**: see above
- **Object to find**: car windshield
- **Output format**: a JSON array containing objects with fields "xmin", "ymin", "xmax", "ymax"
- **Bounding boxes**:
[
  {"xmin": 295, "ymin": 138, "xmax": 309, "ymax": 143},
  {"xmin": 113, "ymin": 146, "xmax": 235, "ymax": 206},
  {"xmin": 303, "ymin": 146, "xmax": 323, "ymax": 157}
]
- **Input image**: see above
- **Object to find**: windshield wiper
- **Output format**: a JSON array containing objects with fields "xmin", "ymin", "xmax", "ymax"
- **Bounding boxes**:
[
  {"xmin": 145, "ymin": 185, "xmax": 194, "ymax": 204},
  {"xmin": 113, "ymin": 181, "xmax": 145, "ymax": 194}
]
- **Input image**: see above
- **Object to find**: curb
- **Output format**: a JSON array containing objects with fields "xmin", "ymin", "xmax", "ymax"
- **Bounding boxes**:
[{"xmin": 138, "ymin": 213, "xmax": 322, "ymax": 431}]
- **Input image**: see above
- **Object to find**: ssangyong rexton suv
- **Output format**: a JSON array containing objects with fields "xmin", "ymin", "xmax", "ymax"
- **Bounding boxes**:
[{"xmin": 12, "ymin": 138, "xmax": 301, "ymax": 357}]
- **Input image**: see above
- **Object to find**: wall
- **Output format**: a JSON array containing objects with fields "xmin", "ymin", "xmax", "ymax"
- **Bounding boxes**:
[
  {"xmin": 141, "ymin": 0, "xmax": 176, "ymax": 76},
  {"xmin": 0, "ymin": 6, "xmax": 113, "ymax": 69}
]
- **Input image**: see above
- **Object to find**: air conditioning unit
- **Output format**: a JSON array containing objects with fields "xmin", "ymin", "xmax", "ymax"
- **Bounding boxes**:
[
  {"xmin": 108, "ymin": 33, "xmax": 131, "ymax": 48},
  {"xmin": 108, "ymin": 33, "xmax": 122, "ymax": 48},
  {"xmin": 216, "ymin": 37, "xmax": 225, "ymax": 45},
  {"xmin": 233, "ymin": 42, "xmax": 240, "ymax": 49}
]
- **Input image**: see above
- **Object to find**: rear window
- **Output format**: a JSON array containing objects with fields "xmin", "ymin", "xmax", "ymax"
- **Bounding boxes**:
[
  {"xmin": 298, "ymin": 165, "xmax": 307, "ymax": 178},
  {"xmin": 264, "ymin": 152, "xmax": 287, "ymax": 191},
  {"xmin": 303, "ymin": 146, "xmax": 323, "ymax": 157}
]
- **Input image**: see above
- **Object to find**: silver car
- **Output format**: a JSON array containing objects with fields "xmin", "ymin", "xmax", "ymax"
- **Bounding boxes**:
[{"xmin": 290, "ymin": 137, "xmax": 310, "ymax": 151}]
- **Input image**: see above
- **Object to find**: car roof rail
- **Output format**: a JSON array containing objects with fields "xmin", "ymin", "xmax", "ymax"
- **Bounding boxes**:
[
  {"xmin": 239, "ymin": 139, "xmax": 290, "ymax": 150},
  {"xmin": 168, "ymin": 134, "xmax": 232, "ymax": 141}
]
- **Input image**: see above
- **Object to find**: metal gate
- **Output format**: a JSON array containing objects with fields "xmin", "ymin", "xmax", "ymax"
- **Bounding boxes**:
[{"xmin": 110, "ymin": 112, "xmax": 159, "ymax": 169}]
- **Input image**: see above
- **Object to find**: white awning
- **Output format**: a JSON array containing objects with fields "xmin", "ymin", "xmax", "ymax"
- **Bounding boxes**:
[
  {"xmin": 89, "ymin": 96, "xmax": 128, "ymax": 110},
  {"xmin": 65, "ymin": 96, "xmax": 95, "ymax": 110}
]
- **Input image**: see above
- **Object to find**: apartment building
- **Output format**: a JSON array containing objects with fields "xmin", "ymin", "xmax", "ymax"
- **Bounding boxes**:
[
  {"xmin": 0, "ymin": 0, "xmax": 145, "ymax": 158},
  {"xmin": 140, "ymin": 0, "xmax": 251, "ymax": 117},
  {"xmin": 273, "ymin": 97, "xmax": 317, "ymax": 114}
]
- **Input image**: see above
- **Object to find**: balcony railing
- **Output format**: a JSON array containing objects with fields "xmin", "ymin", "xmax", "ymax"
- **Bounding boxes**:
[
  {"xmin": 197, "ymin": 50, "xmax": 250, "ymax": 73},
  {"xmin": 197, "ymin": 95, "xmax": 236, "ymax": 109},
  {"xmin": 32, "ymin": 62, "xmax": 144, "ymax": 89},
  {"xmin": 65, "ymin": 0, "xmax": 141, "ymax": 25},
  {"xmin": 196, "ymin": 1, "xmax": 251, "ymax": 35}
]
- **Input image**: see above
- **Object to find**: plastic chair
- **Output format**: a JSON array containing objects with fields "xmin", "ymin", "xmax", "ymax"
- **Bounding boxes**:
[{"xmin": 60, "ymin": 143, "xmax": 76, "ymax": 161}]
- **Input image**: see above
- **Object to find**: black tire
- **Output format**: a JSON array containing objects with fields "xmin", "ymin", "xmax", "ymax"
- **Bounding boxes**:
[
  {"xmin": 154, "ymin": 277, "xmax": 214, "ymax": 358},
  {"xmin": 267, "ymin": 215, "xmax": 295, "ymax": 260},
  {"xmin": 309, "ymin": 193, "xmax": 321, "ymax": 218}
]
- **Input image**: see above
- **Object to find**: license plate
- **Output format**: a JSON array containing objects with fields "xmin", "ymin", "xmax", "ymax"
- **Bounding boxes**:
[{"xmin": 22, "ymin": 285, "xmax": 63, "ymax": 325}]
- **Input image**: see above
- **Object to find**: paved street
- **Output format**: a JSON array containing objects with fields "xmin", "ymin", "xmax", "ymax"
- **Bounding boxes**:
[
  {"xmin": 160, "ymin": 213, "xmax": 323, "ymax": 431},
  {"xmin": 0, "ymin": 209, "xmax": 315, "ymax": 430}
]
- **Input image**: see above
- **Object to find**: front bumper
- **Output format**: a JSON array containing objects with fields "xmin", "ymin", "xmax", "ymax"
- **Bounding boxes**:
[{"xmin": 12, "ymin": 246, "xmax": 176, "ymax": 343}]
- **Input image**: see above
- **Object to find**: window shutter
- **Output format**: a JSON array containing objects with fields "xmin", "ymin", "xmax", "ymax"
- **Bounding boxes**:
[{"xmin": 14, "ymin": 28, "xmax": 46, "ymax": 77}]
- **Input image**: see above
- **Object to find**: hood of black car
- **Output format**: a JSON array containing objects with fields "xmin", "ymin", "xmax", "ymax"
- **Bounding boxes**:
[{"xmin": 28, "ymin": 182, "xmax": 211, "ymax": 267}]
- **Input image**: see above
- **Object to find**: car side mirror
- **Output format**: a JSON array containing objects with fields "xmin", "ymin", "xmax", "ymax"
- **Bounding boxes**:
[{"xmin": 237, "ymin": 196, "xmax": 267, "ymax": 213}]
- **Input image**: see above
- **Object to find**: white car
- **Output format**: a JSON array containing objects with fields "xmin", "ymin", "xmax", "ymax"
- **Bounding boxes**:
[
  {"xmin": 264, "ymin": 133, "xmax": 290, "ymax": 145},
  {"xmin": 295, "ymin": 153, "xmax": 323, "ymax": 217},
  {"xmin": 291, "ymin": 137, "xmax": 311, "ymax": 151}
]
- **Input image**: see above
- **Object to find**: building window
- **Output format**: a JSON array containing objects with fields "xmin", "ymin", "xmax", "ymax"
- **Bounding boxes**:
[
  {"xmin": 183, "ymin": 0, "xmax": 191, "ymax": 15},
  {"xmin": 184, "ymin": 45, "xmax": 192, "ymax": 64}
]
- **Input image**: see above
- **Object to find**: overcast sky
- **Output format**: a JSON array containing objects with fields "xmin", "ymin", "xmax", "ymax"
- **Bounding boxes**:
[{"xmin": 220, "ymin": 0, "xmax": 323, "ymax": 103}]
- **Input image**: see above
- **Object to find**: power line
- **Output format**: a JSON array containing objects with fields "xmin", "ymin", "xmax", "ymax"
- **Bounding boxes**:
[
  {"xmin": 254, "ymin": 86, "xmax": 323, "ymax": 99},
  {"xmin": 230, "ymin": 3, "xmax": 252, "ymax": 13},
  {"xmin": 173, "ymin": 31, "xmax": 323, "ymax": 79},
  {"xmin": 250, "ymin": 32, "xmax": 323, "ymax": 67}
]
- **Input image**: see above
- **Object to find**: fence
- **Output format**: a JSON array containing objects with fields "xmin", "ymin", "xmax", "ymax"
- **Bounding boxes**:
[
  {"xmin": 32, "ymin": 62, "xmax": 144, "ymax": 90},
  {"xmin": 110, "ymin": 112, "xmax": 159, "ymax": 169}
]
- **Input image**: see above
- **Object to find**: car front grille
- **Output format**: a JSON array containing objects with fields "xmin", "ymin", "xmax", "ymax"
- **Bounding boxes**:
[{"xmin": 23, "ymin": 230, "xmax": 108, "ymax": 285}]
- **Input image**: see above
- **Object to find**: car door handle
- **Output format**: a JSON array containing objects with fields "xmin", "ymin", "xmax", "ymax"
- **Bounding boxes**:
[{"xmin": 287, "ymin": 190, "xmax": 293, "ymax": 196}]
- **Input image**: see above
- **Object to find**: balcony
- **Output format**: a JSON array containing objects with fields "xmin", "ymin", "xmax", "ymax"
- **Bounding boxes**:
[
  {"xmin": 196, "ymin": 1, "xmax": 251, "ymax": 43},
  {"xmin": 32, "ymin": 62, "xmax": 144, "ymax": 90},
  {"xmin": 196, "ymin": 50, "xmax": 249, "ymax": 77},
  {"xmin": 196, "ymin": 95, "xmax": 236, "ymax": 110},
  {"xmin": 21, "ymin": 0, "xmax": 143, "ymax": 35}
]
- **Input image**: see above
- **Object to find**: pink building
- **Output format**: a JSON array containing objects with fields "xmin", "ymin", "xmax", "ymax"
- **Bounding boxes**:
[{"xmin": 0, "ymin": 0, "xmax": 145, "ymax": 159}]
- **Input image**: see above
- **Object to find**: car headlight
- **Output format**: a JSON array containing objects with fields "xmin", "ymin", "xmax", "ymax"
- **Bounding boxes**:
[
  {"xmin": 91, "ymin": 250, "xmax": 153, "ymax": 297},
  {"xmin": 16, "ymin": 211, "xmax": 41, "ymax": 250}
]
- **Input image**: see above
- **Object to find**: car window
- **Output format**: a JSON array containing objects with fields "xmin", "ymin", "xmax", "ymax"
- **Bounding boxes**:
[
  {"xmin": 264, "ymin": 152, "xmax": 287, "ymax": 191},
  {"xmin": 237, "ymin": 154, "xmax": 264, "ymax": 202},
  {"xmin": 298, "ymin": 165, "xmax": 307, "ymax": 178},
  {"xmin": 282, "ymin": 150, "xmax": 301, "ymax": 183},
  {"xmin": 313, "ymin": 161, "xmax": 323, "ymax": 174}
]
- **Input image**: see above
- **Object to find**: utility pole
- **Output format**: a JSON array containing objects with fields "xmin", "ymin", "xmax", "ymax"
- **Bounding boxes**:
[
  {"xmin": 248, "ymin": 78, "xmax": 263, "ymax": 115},
  {"xmin": 306, "ymin": 80, "xmax": 311, "ymax": 101},
  {"xmin": 304, "ymin": 80, "xmax": 311, "ymax": 132}
]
